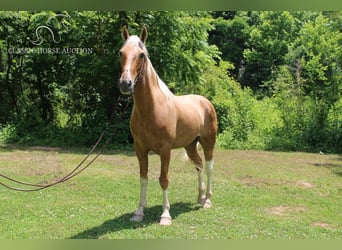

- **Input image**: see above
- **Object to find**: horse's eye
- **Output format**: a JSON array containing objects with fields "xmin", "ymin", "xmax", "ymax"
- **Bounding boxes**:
[
  {"xmin": 139, "ymin": 53, "xmax": 145, "ymax": 59},
  {"xmin": 119, "ymin": 51, "xmax": 122, "ymax": 57}
]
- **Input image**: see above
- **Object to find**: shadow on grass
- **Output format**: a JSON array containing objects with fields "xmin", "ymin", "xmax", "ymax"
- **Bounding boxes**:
[
  {"xmin": 0, "ymin": 143, "xmax": 23, "ymax": 152},
  {"xmin": 0, "ymin": 143, "xmax": 136, "ymax": 156},
  {"xmin": 70, "ymin": 202, "xmax": 200, "ymax": 239},
  {"xmin": 313, "ymin": 157, "xmax": 342, "ymax": 177}
]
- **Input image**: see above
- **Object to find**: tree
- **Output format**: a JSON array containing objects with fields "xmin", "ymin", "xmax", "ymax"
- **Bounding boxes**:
[
  {"xmin": 209, "ymin": 12, "xmax": 250, "ymax": 79},
  {"xmin": 0, "ymin": 11, "xmax": 30, "ymax": 123},
  {"xmin": 270, "ymin": 13, "xmax": 342, "ymax": 151},
  {"xmin": 0, "ymin": 11, "xmax": 221, "ymax": 146},
  {"xmin": 290, "ymin": 14, "xmax": 341, "ymax": 149},
  {"xmin": 241, "ymin": 11, "xmax": 296, "ymax": 90},
  {"xmin": 131, "ymin": 11, "xmax": 220, "ymax": 94}
]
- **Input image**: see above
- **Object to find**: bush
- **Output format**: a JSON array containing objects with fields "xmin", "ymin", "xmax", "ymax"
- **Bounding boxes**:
[{"xmin": 0, "ymin": 114, "xmax": 132, "ymax": 149}]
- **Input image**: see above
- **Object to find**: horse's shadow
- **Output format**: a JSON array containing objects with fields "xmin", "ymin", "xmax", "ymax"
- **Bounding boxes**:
[{"xmin": 69, "ymin": 202, "xmax": 200, "ymax": 239}]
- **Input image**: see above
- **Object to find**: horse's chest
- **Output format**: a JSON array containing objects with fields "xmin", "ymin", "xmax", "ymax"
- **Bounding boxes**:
[{"xmin": 130, "ymin": 113, "xmax": 176, "ymax": 142}]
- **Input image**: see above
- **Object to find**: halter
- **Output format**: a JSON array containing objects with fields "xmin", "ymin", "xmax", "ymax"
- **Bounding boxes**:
[{"xmin": 133, "ymin": 53, "xmax": 147, "ymax": 86}]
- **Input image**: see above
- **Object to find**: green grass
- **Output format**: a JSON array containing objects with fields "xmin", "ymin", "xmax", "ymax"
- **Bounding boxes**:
[{"xmin": 0, "ymin": 144, "xmax": 341, "ymax": 239}]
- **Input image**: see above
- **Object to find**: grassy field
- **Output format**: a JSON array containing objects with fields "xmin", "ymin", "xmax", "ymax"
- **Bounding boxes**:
[{"xmin": 0, "ymin": 144, "xmax": 341, "ymax": 239}]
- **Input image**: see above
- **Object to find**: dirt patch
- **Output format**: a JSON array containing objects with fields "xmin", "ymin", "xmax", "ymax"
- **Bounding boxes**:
[
  {"xmin": 239, "ymin": 175, "xmax": 289, "ymax": 188},
  {"xmin": 239, "ymin": 175, "xmax": 264, "ymax": 187},
  {"xmin": 266, "ymin": 205, "xmax": 306, "ymax": 216},
  {"xmin": 25, "ymin": 153, "xmax": 63, "ymax": 176},
  {"xmin": 28, "ymin": 146, "xmax": 61, "ymax": 152},
  {"xmin": 312, "ymin": 222, "xmax": 334, "ymax": 230},
  {"xmin": 0, "ymin": 150, "xmax": 63, "ymax": 176},
  {"xmin": 296, "ymin": 180, "xmax": 314, "ymax": 189}
]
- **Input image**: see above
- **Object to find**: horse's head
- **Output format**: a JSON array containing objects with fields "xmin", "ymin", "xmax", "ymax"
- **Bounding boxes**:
[{"xmin": 118, "ymin": 26, "xmax": 148, "ymax": 95}]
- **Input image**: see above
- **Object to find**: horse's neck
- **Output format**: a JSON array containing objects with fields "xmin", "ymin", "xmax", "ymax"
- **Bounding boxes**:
[{"xmin": 133, "ymin": 60, "xmax": 171, "ymax": 115}]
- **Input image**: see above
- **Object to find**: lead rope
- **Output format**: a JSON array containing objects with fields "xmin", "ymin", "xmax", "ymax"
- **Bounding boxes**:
[{"xmin": 0, "ymin": 96, "xmax": 131, "ymax": 192}]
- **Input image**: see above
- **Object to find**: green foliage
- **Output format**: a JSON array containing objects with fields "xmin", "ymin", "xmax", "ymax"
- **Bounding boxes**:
[
  {"xmin": 0, "ymin": 11, "xmax": 341, "ymax": 153},
  {"xmin": 267, "ymin": 13, "xmax": 342, "ymax": 152},
  {"xmin": 200, "ymin": 61, "xmax": 280, "ymax": 150},
  {"xmin": 242, "ymin": 11, "xmax": 296, "ymax": 89},
  {"xmin": 215, "ymin": 87, "xmax": 282, "ymax": 150},
  {"xmin": 210, "ymin": 11, "xmax": 341, "ymax": 152},
  {"xmin": 208, "ymin": 13, "xmax": 250, "ymax": 79},
  {"xmin": 267, "ymin": 66, "xmax": 311, "ymax": 151},
  {"xmin": 0, "ymin": 11, "xmax": 222, "ymax": 147}
]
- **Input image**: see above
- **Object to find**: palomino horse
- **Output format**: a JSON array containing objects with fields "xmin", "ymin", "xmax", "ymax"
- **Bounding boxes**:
[{"xmin": 118, "ymin": 26, "xmax": 217, "ymax": 225}]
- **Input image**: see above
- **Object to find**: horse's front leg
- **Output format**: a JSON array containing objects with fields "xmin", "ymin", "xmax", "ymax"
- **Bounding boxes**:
[
  {"xmin": 131, "ymin": 147, "xmax": 148, "ymax": 223},
  {"xmin": 159, "ymin": 149, "xmax": 172, "ymax": 226}
]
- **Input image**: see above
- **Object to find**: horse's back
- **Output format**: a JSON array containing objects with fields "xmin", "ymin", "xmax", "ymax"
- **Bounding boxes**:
[{"xmin": 175, "ymin": 94, "xmax": 217, "ymax": 126}]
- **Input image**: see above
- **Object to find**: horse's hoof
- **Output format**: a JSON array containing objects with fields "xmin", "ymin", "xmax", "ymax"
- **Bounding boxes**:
[
  {"xmin": 203, "ymin": 199, "xmax": 212, "ymax": 209},
  {"xmin": 130, "ymin": 213, "xmax": 144, "ymax": 222},
  {"xmin": 159, "ymin": 216, "xmax": 172, "ymax": 226},
  {"xmin": 198, "ymin": 196, "xmax": 206, "ymax": 205}
]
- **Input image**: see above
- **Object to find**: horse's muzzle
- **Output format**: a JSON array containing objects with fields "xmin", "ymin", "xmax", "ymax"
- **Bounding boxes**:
[{"xmin": 118, "ymin": 79, "xmax": 133, "ymax": 95}]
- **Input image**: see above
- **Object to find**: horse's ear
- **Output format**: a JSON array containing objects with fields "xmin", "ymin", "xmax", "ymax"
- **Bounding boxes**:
[
  {"xmin": 121, "ymin": 25, "xmax": 129, "ymax": 41},
  {"xmin": 140, "ymin": 26, "xmax": 148, "ymax": 44}
]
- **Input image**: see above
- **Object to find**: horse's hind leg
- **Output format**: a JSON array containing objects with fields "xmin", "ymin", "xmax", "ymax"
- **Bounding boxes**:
[
  {"xmin": 184, "ymin": 140, "xmax": 206, "ymax": 205},
  {"xmin": 202, "ymin": 158, "xmax": 213, "ymax": 208},
  {"xmin": 199, "ymin": 136, "xmax": 215, "ymax": 209}
]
